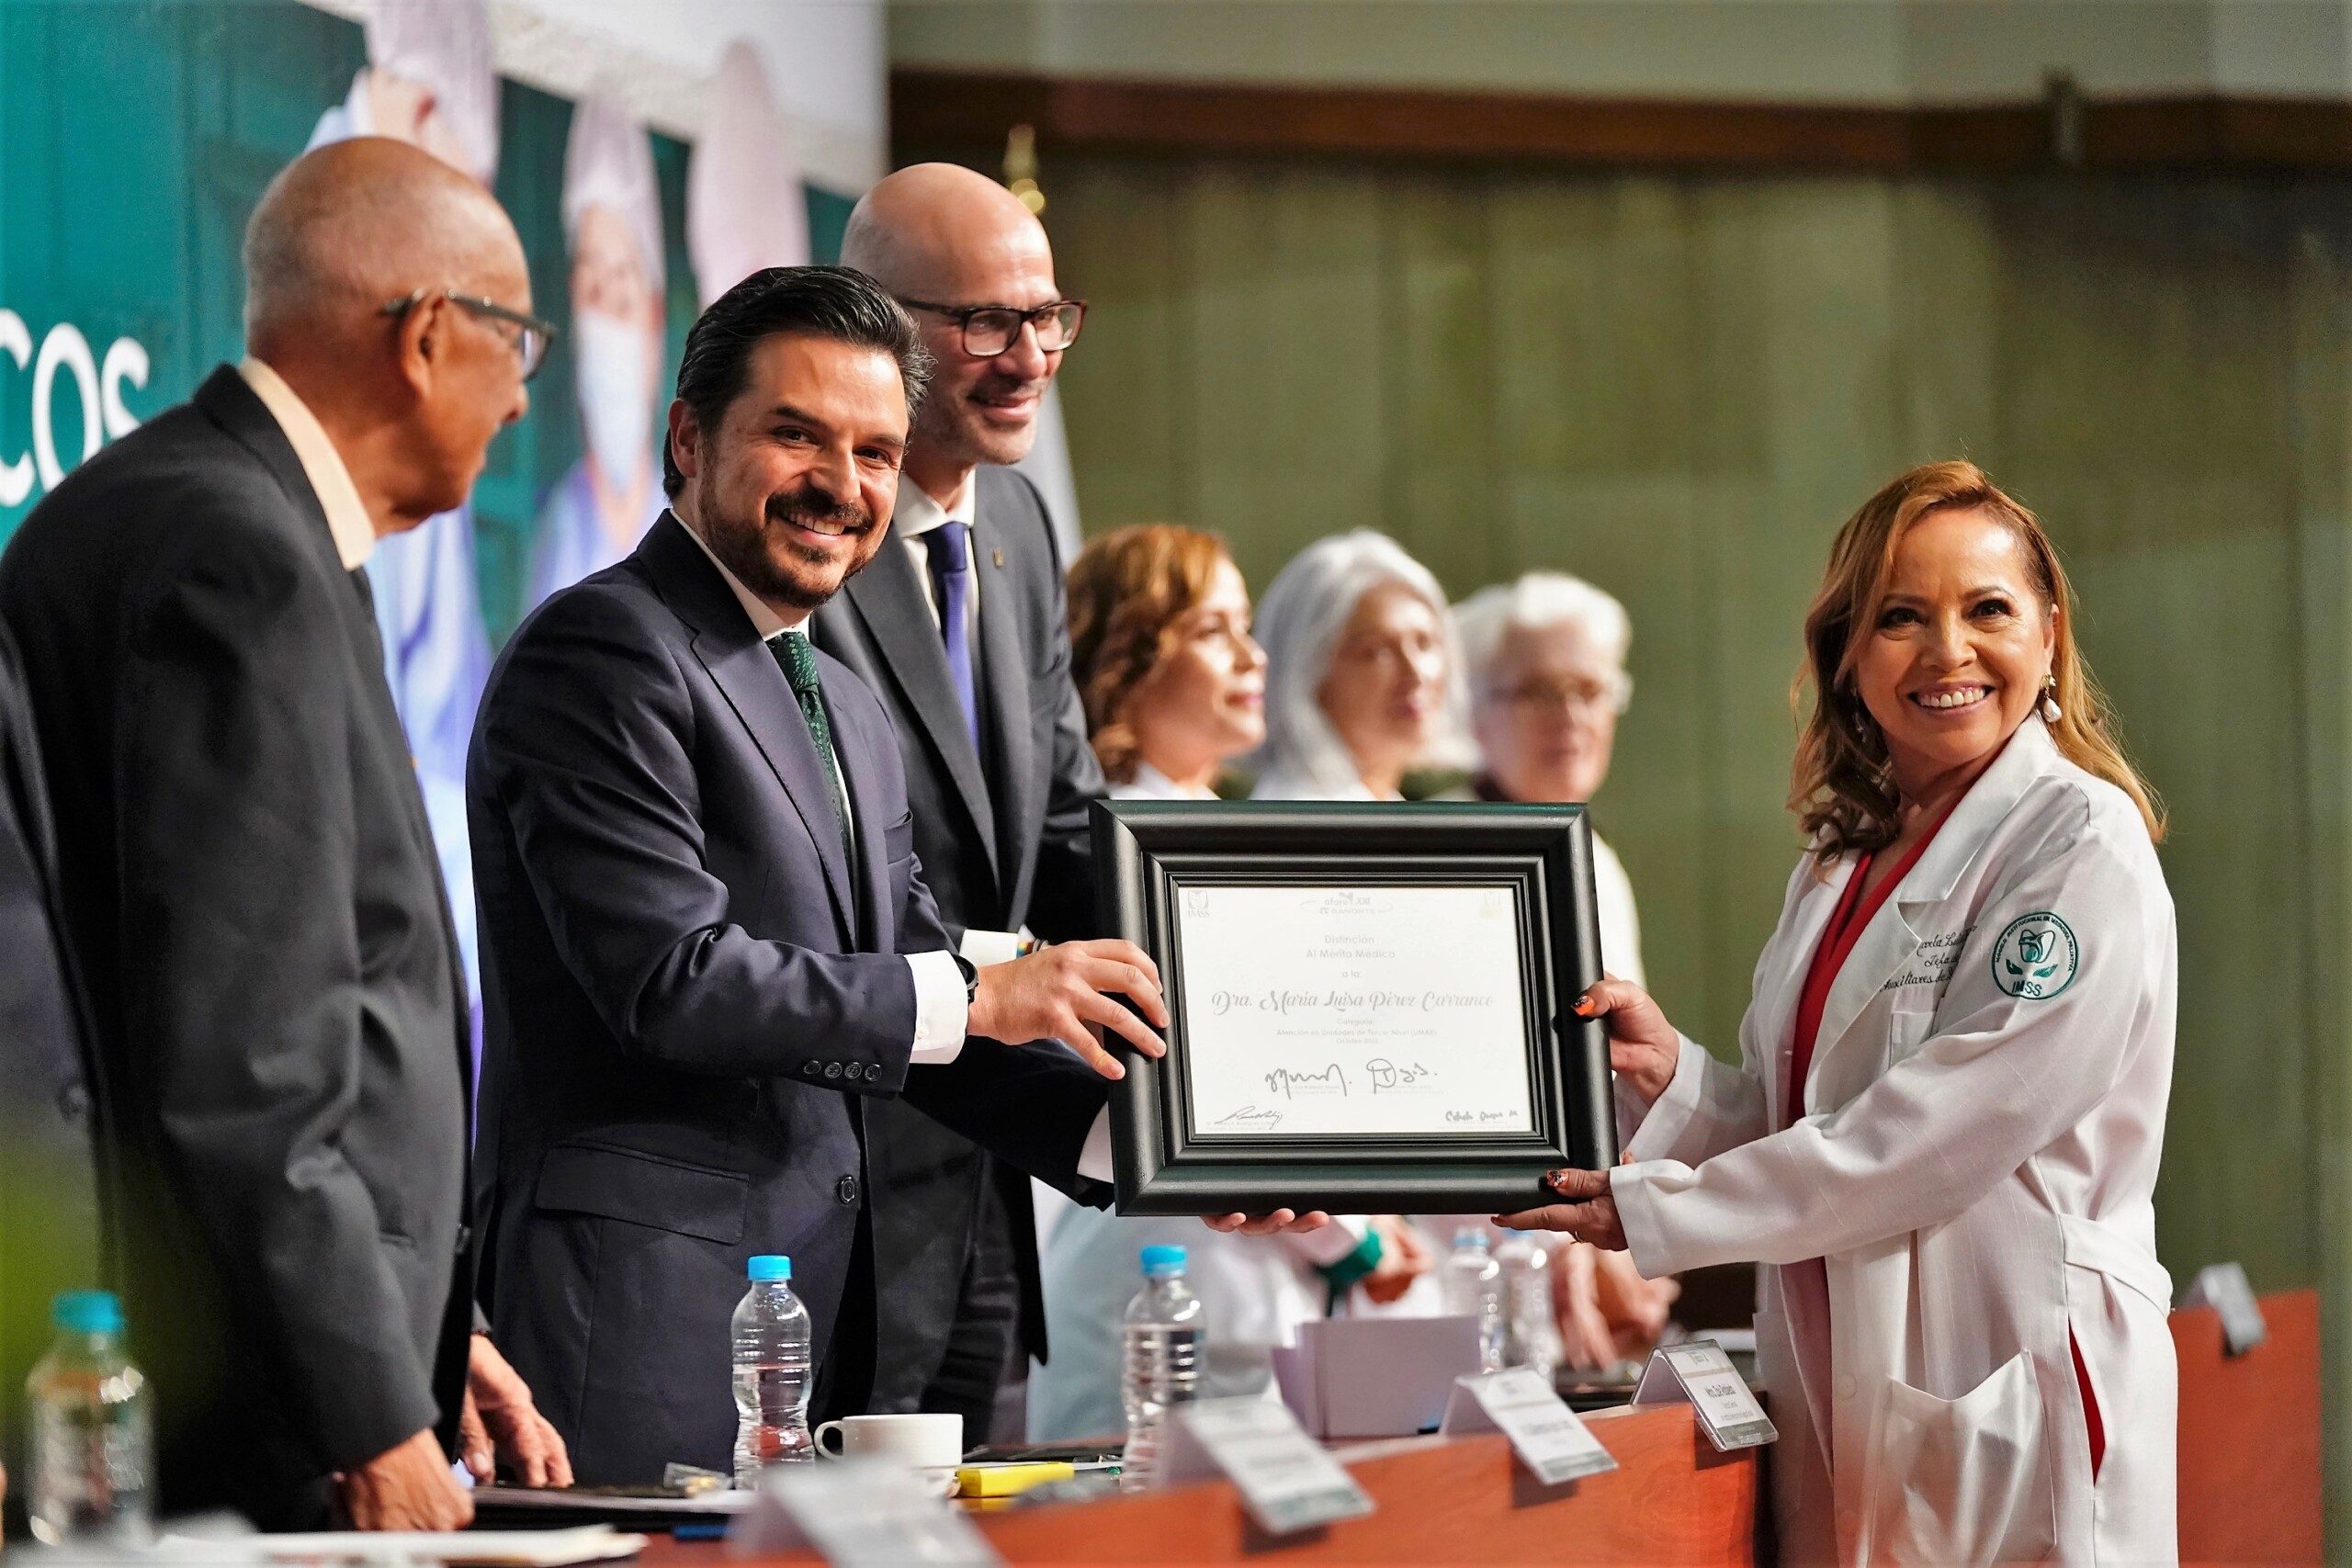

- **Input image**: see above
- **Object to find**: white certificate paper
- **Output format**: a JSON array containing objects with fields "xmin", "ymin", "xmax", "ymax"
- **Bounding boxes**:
[{"xmin": 1174, "ymin": 883, "xmax": 1535, "ymax": 1137}]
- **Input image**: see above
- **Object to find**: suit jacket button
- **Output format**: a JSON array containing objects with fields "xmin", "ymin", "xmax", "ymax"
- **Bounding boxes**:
[
  {"xmin": 836, "ymin": 1175, "xmax": 861, "ymax": 1205},
  {"xmin": 825, "ymin": 1062, "xmax": 842, "ymax": 1079},
  {"xmin": 801, "ymin": 1061, "xmax": 820, "ymax": 1077},
  {"xmin": 454, "ymin": 1224, "xmax": 473, "ymax": 1255},
  {"xmin": 56, "ymin": 1082, "xmax": 88, "ymax": 1120}
]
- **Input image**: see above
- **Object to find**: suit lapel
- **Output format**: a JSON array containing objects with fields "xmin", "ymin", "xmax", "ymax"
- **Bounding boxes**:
[
  {"xmin": 970, "ymin": 508, "xmax": 1035, "ymax": 891},
  {"xmin": 1762, "ymin": 869, "xmax": 1844, "ymax": 1124},
  {"xmin": 829, "ymin": 694, "xmax": 896, "ymax": 953},
  {"xmin": 639, "ymin": 518, "xmax": 856, "ymax": 941},
  {"xmin": 840, "ymin": 536, "xmax": 1000, "ymax": 876}
]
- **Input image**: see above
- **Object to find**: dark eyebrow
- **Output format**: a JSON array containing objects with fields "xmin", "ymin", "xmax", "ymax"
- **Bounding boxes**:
[{"xmin": 766, "ymin": 402, "xmax": 831, "ymax": 431}]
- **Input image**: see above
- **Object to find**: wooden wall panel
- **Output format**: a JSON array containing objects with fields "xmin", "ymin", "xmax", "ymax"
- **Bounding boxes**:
[{"xmin": 1022, "ymin": 163, "xmax": 2350, "ymax": 1540}]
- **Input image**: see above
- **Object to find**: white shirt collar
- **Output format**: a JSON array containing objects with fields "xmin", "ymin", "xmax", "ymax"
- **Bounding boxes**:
[
  {"xmin": 1125, "ymin": 761, "xmax": 1216, "ymax": 800},
  {"xmin": 236, "ymin": 358, "xmax": 378, "ymax": 570},
  {"xmin": 673, "ymin": 512, "xmax": 809, "ymax": 642},
  {"xmin": 890, "ymin": 471, "xmax": 978, "ymax": 541}
]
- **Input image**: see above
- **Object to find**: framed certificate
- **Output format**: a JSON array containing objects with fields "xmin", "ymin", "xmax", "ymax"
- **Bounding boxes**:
[{"xmin": 1091, "ymin": 799, "xmax": 1618, "ymax": 1214}]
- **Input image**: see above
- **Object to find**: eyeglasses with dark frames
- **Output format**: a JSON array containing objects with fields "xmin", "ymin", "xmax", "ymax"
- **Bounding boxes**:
[
  {"xmin": 898, "ymin": 297, "xmax": 1086, "ymax": 358},
  {"xmin": 379, "ymin": 288, "xmax": 559, "ymax": 381}
]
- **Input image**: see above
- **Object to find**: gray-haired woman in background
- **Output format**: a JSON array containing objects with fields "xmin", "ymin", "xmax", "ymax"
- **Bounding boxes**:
[
  {"xmin": 1453, "ymin": 571, "xmax": 1679, "ymax": 1371},
  {"xmin": 1249, "ymin": 531, "xmax": 1461, "ymax": 801}
]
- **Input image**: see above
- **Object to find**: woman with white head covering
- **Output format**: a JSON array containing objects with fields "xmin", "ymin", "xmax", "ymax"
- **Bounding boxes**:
[
  {"xmin": 1453, "ymin": 571, "xmax": 1679, "ymax": 1372},
  {"xmin": 305, "ymin": 0, "xmax": 499, "ymax": 1074},
  {"xmin": 686, "ymin": 40, "xmax": 810, "ymax": 309},
  {"xmin": 526, "ymin": 94, "xmax": 669, "ymax": 607},
  {"xmin": 1250, "ymin": 530, "xmax": 1461, "ymax": 801},
  {"xmin": 311, "ymin": 0, "xmax": 500, "ymax": 186}
]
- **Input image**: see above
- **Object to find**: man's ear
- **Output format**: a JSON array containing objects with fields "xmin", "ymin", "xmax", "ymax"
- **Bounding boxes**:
[
  {"xmin": 392, "ymin": 292, "xmax": 442, "ymax": 400},
  {"xmin": 666, "ymin": 398, "xmax": 700, "ymax": 488}
]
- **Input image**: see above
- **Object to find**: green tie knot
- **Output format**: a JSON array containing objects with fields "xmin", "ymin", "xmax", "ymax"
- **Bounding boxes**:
[{"xmin": 775, "ymin": 629, "xmax": 822, "ymax": 698}]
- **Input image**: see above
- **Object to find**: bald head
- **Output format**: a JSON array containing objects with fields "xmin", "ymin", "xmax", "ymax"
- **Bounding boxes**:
[
  {"xmin": 241, "ymin": 136, "xmax": 535, "ymax": 531},
  {"xmin": 243, "ymin": 136, "xmax": 523, "ymax": 347},
  {"xmin": 840, "ymin": 163, "xmax": 1066, "ymax": 481},
  {"xmin": 841, "ymin": 163, "xmax": 1051, "ymax": 299}
]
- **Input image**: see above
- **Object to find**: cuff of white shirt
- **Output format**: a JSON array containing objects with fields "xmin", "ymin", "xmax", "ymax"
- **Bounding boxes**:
[
  {"xmin": 1289, "ymin": 1214, "xmax": 1372, "ymax": 1267},
  {"xmin": 1076, "ymin": 1107, "xmax": 1115, "ymax": 1183},
  {"xmin": 958, "ymin": 927, "xmax": 1031, "ymax": 967},
  {"xmin": 906, "ymin": 950, "xmax": 968, "ymax": 1065},
  {"xmin": 1609, "ymin": 1162, "xmax": 1678, "ymax": 1280}
]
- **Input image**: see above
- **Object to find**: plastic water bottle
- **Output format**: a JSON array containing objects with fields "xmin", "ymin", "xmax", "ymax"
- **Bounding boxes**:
[
  {"xmin": 1442, "ymin": 1226, "xmax": 1507, "ymax": 1373},
  {"xmin": 731, "ymin": 1255, "xmax": 814, "ymax": 1486},
  {"xmin": 1119, "ymin": 1243, "xmax": 1204, "ymax": 1493},
  {"xmin": 1497, "ymin": 1235, "xmax": 1566, "ymax": 1380},
  {"xmin": 26, "ymin": 1290, "xmax": 152, "ymax": 1548}
]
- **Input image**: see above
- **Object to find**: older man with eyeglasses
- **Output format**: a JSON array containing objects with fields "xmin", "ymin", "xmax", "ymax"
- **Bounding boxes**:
[
  {"xmin": 0, "ymin": 137, "xmax": 564, "ymax": 1531},
  {"xmin": 814, "ymin": 164, "xmax": 1102, "ymax": 1440}
]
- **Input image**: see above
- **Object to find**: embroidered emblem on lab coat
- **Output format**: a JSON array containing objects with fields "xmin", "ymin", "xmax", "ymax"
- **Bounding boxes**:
[{"xmin": 1992, "ymin": 912, "xmax": 2078, "ymax": 999}]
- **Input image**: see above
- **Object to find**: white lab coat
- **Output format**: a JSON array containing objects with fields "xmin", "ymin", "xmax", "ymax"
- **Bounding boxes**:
[
  {"xmin": 1028, "ymin": 763, "xmax": 1366, "ymax": 1439},
  {"xmin": 1612, "ymin": 716, "xmax": 2177, "ymax": 1564}
]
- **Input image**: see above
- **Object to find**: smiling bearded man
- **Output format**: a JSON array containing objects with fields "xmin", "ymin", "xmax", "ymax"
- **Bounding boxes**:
[{"xmin": 463, "ymin": 265, "xmax": 1187, "ymax": 1480}]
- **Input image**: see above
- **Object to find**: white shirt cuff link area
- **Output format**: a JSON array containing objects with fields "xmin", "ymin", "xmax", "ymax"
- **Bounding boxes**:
[
  {"xmin": 1076, "ymin": 1108, "xmax": 1115, "ymax": 1184},
  {"xmin": 958, "ymin": 927, "xmax": 1030, "ymax": 967},
  {"xmin": 905, "ymin": 949, "xmax": 968, "ymax": 1065}
]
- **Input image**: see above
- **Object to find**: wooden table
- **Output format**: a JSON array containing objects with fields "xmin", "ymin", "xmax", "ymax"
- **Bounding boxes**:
[
  {"xmin": 642, "ymin": 1403, "xmax": 1758, "ymax": 1565},
  {"xmin": 2173, "ymin": 1287, "xmax": 2322, "ymax": 1564}
]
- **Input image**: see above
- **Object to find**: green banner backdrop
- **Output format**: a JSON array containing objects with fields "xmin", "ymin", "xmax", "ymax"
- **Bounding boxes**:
[{"xmin": 0, "ymin": 0, "xmax": 852, "ymax": 639}]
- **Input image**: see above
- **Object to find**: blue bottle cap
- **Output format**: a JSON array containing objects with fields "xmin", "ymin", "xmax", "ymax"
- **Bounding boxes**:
[
  {"xmin": 748, "ymin": 1255, "xmax": 792, "ymax": 1282},
  {"xmin": 1140, "ymin": 1244, "xmax": 1187, "ymax": 1276},
  {"xmin": 53, "ymin": 1291, "xmax": 122, "ymax": 1335}
]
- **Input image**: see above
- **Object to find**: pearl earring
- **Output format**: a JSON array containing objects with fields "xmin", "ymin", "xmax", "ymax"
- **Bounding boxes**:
[{"xmin": 2040, "ymin": 675, "xmax": 2063, "ymax": 725}]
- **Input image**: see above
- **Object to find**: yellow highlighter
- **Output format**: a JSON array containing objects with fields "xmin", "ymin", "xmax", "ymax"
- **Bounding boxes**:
[{"xmin": 955, "ymin": 1461, "xmax": 1078, "ymax": 1499}]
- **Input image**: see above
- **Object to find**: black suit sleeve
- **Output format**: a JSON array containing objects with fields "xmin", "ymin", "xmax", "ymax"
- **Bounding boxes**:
[
  {"xmin": 476, "ymin": 592, "xmax": 922, "ymax": 1084},
  {"xmin": 119, "ymin": 526, "xmax": 436, "ymax": 1471},
  {"xmin": 1019, "ymin": 486, "xmax": 1107, "ymax": 943}
]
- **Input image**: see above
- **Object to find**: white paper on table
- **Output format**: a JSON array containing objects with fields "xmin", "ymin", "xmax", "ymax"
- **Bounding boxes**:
[
  {"xmin": 161, "ymin": 1524, "xmax": 649, "ymax": 1565},
  {"xmin": 1174, "ymin": 883, "xmax": 1534, "ymax": 1137}
]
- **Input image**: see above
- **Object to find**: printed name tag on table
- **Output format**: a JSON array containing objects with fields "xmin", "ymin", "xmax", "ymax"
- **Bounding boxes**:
[
  {"xmin": 1441, "ymin": 1368, "xmax": 1619, "ymax": 1484},
  {"xmin": 1634, "ymin": 1338, "xmax": 1779, "ymax": 1451},
  {"xmin": 734, "ymin": 1457, "xmax": 1003, "ymax": 1568},
  {"xmin": 1160, "ymin": 1395, "xmax": 1376, "ymax": 1535}
]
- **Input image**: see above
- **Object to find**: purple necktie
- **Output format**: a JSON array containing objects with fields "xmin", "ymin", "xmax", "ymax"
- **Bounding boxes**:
[{"xmin": 928, "ymin": 520, "xmax": 980, "ymax": 750}]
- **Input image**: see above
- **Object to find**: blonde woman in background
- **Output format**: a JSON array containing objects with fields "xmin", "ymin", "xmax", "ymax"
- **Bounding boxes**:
[
  {"xmin": 1453, "ymin": 572, "xmax": 1678, "ymax": 1371},
  {"xmin": 1027, "ymin": 526, "xmax": 1428, "ymax": 1439},
  {"xmin": 1249, "ymin": 530, "xmax": 1461, "ymax": 801}
]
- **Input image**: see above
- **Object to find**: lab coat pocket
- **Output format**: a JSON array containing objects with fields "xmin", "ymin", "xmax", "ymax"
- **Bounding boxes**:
[
  {"xmin": 1886, "ymin": 1008, "xmax": 1935, "ymax": 1066},
  {"xmin": 1862, "ymin": 1350, "xmax": 2052, "ymax": 1565}
]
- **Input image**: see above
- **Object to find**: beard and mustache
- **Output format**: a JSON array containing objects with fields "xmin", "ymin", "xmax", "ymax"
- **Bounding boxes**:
[{"xmin": 706, "ymin": 481, "xmax": 881, "ymax": 613}]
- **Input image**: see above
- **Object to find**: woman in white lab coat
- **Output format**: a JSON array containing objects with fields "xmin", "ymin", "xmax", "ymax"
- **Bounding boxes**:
[
  {"xmin": 1502, "ymin": 461, "xmax": 2176, "ymax": 1564},
  {"xmin": 1028, "ymin": 525, "xmax": 1428, "ymax": 1438}
]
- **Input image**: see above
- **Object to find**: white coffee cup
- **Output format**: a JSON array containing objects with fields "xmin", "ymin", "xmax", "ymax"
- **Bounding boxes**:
[{"xmin": 812, "ymin": 1412, "xmax": 965, "ymax": 1472}]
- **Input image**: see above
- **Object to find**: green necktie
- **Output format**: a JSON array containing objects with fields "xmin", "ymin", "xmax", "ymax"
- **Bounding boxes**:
[{"xmin": 770, "ymin": 630, "xmax": 852, "ymax": 858}]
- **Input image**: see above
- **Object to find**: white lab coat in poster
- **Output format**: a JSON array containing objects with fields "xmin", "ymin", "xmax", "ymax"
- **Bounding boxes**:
[{"xmin": 1612, "ymin": 716, "xmax": 2177, "ymax": 1564}]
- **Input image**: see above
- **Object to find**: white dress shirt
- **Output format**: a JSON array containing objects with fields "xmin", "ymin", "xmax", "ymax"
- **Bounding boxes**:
[
  {"xmin": 236, "ymin": 359, "xmax": 377, "ymax": 571},
  {"xmin": 891, "ymin": 476, "xmax": 1038, "ymax": 968}
]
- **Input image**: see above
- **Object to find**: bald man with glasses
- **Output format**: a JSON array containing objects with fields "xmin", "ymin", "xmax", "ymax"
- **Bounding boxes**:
[
  {"xmin": 816, "ymin": 164, "xmax": 1102, "ymax": 1439},
  {"xmin": 0, "ymin": 137, "xmax": 566, "ymax": 1532}
]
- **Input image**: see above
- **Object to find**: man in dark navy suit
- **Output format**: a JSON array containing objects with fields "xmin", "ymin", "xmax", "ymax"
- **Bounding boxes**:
[{"xmin": 469, "ymin": 266, "xmax": 1180, "ymax": 1482}]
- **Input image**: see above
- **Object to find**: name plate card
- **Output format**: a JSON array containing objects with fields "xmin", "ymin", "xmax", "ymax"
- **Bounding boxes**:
[
  {"xmin": 2180, "ymin": 1261, "xmax": 2267, "ymax": 1356},
  {"xmin": 1440, "ymin": 1369, "xmax": 1619, "ymax": 1484},
  {"xmin": 737, "ymin": 1458, "xmax": 1003, "ymax": 1568},
  {"xmin": 1160, "ymin": 1395, "xmax": 1376, "ymax": 1535},
  {"xmin": 1633, "ymin": 1339, "xmax": 1778, "ymax": 1452}
]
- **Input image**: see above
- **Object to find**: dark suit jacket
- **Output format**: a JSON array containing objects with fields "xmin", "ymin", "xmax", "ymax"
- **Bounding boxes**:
[
  {"xmin": 813, "ymin": 467, "xmax": 1105, "ymax": 1386},
  {"xmin": 0, "ymin": 617, "xmax": 108, "ymax": 1523},
  {"xmin": 469, "ymin": 512, "xmax": 1110, "ymax": 1483},
  {"xmin": 0, "ymin": 367, "xmax": 474, "ymax": 1528}
]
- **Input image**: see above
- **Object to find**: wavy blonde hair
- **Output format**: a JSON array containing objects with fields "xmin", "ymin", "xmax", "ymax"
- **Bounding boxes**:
[
  {"xmin": 1792, "ymin": 460, "xmax": 2164, "ymax": 855},
  {"xmin": 1067, "ymin": 525, "xmax": 1234, "ymax": 784}
]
